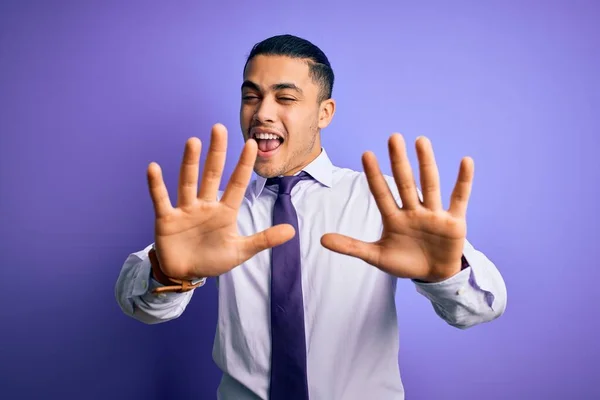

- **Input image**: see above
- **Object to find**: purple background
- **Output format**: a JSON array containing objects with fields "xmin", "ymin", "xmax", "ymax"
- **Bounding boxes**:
[{"xmin": 1, "ymin": 1, "xmax": 598, "ymax": 399}]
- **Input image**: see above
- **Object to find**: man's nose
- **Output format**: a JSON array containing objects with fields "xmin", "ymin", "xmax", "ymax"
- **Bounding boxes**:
[{"xmin": 253, "ymin": 97, "xmax": 277, "ymax": 124}]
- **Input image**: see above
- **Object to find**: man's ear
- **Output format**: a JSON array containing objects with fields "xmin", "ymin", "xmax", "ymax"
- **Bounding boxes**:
[{"xmin": 318, "ymin": 98, "xmax": 336, "ymax": 129}]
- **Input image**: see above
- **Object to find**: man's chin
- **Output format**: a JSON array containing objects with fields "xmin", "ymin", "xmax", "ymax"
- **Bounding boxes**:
[
  {"xmin": 254, "ymin": 169, "xmax": 281, "ymax": 179},
  {"xmin": 253, "ymin": 161, "xmax": 282, "ymax": 179}
]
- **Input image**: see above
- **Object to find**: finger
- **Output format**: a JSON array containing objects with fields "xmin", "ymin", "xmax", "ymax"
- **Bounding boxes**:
[
  {"xmin": 362, "ymin": 151, "xmax": 399, "ymax": 218},
  {"xmin": 198, "ymin": 123, "xmax": 228, "ymax": 201},
  {"xmin": 239, "ymin": 224, "xmax": 296, "ymax": 260},
  {"xmin": 448, "ymin": 157, "xmax": 474, "ymax": 218},
  {"xmin": 389, "ymin": 134, "xmax": 420, "ymax": 209},
  {"xmin": 415, "ymin": 136, "xmax": 443, "ymax": 210},
  {"xmin": 320, "ymin": 233, "xmax": 382, "ymax": 267},
  {"xmin": 177, "ymin": 137, "xmax": 202, "ymax": 207},
  {"xmin": 220, "ymin": 138, "xmax": 258, "ymax": 209},
  {"xmin": 147, "ymin": 162, "xmax": 173, "ymax": 218}
]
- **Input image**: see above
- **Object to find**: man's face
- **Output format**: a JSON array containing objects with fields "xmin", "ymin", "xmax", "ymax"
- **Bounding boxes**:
[{"xmin": 240, "ymin": 55, "xmax": 334, "ymax": 177}]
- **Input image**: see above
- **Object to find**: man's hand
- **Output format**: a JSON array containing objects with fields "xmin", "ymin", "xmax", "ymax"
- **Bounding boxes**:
[
  {"xmin": 147, "ymin": 123, "xmax": 295, "ymax": 280},
  {"xmin": 321, "ymin": 134, "xmax": 472, "ymax": 282}
]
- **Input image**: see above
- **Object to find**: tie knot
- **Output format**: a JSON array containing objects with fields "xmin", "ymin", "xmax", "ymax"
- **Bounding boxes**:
[{"xmin": 267, "ymin": 171, "xmax": 312, "ymax": 195}]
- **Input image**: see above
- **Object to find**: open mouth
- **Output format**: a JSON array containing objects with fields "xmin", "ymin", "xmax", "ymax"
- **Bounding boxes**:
[{"xmin": 252, "ymin": 131, "xmax": 284, "ymax": 157}]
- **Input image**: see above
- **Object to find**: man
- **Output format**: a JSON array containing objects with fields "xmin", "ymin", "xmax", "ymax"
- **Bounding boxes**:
[{"xmin": 115, "ymin": 34, "xmax": 507, "ymax": 399}]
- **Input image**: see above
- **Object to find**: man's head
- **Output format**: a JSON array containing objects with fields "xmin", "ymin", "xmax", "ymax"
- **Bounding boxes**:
[{"xmin": 240, "ymin": 34, "xmax": 336, "ymax": 178}]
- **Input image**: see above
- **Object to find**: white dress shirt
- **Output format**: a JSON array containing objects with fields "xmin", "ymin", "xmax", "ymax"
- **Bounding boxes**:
[{"xmin": 115, "ymin": 148, "xmax": 507, "ymax": 400}]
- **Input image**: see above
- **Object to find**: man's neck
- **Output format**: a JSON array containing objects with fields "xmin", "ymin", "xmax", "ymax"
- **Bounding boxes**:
[{"xmin": 282, "ymin": 147, "xmax": 323, "ymax": 176}]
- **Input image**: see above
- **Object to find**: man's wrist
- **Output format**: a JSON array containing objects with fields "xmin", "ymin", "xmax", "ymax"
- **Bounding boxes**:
[
  {"xmin": 148, "ymin": 246, "xmax": 205, "ymax": 293},
  {"xmin": 415, "ymin": 255, "xmax": 470, "ymax": 283},
  {"xmin": 148, "ymin": 247, "xmax": 175, "ymax": 286}
]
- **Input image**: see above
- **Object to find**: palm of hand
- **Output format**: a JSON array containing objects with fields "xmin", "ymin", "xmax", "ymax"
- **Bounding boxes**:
[
  {"xmin": 322, "ymin": 134, "xmax": 473, "ymax": 282},
  {"xmin": 154, "ymin": 203, "xmax": 240, "ymax": 279}
]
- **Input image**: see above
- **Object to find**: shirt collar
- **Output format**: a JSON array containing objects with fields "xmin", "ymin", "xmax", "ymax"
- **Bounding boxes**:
[{"xmin": 253, "ymin": 147, "xmax": 334, "ymax": 199}]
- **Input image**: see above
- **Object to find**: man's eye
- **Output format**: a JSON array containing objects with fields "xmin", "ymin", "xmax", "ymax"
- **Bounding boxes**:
[{"xmin": 279, "ymin": 97, "xmax": 295, "ymax": 102}]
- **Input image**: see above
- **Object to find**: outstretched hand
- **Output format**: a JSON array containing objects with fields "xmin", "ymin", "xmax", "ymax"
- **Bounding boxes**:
[
  {"xmin": 147, "ymin": 124, "xmax": 295, "ymax": 280},
  {"xmin": 321, "ymin": 134, "xmax": 473, "ymax": 282}
]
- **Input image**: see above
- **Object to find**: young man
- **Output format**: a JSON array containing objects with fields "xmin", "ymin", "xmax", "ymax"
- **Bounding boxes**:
[{"xmin": 115, "ymin": 34, "xmax": 507, "ymax": 400}]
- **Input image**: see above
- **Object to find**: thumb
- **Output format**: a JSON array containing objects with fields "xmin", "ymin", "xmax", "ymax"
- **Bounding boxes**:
[
  {"xmin": 240, "ymin": 224, "xmax": 296, "ymax": 259},
  {"xmin": 320, "ymin": 233, "xmax": 381, "ymax": 266}
]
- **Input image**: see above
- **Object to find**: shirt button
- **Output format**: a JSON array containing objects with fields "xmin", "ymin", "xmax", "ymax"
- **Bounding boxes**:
[{"xmin": 456, "ymin": 287, "xmax": 465, "ymax": 296}]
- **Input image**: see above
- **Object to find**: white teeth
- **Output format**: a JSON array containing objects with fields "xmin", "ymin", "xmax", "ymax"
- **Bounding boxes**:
[{"xmin": 254, "ymin": 133, "xmax": 281, "ymax": 140}]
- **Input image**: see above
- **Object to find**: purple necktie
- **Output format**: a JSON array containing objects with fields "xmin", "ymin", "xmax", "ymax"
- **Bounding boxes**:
[{"xmin": 267, "ymin": 171, "xmax": 312, "ymax": 400}]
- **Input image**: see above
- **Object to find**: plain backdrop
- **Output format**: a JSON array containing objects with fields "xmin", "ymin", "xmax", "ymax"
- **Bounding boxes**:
[{"xmin": 1, "ymin": 1, "xmax": 598, "ymax": 399}]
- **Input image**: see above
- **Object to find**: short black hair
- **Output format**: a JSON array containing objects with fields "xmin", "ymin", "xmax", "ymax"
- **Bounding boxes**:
[{"xmin": 243, "ymin": 34, "xmax": 334, "ymax": 102}]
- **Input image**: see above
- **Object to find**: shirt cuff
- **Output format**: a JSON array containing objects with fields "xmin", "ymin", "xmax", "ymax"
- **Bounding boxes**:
[
  {"xmin": 129, "ymin": 257, "xmax": 152, "ymax": 298},
  {"xmin": 412, "ymin": 252, "xmax": 495, "ymax": 309}
]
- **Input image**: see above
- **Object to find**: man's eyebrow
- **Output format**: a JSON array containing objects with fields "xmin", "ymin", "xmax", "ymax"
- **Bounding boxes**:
[
  {"xmin": 241, "ymin": 80, "xmax": 260, "ymax": 91},
  {"xmin": 272, "ymin": 82, "xmax": 303, "ymax": 94},
  {"xmin": 241, "ymin": 80, "xmax": 303, "ymax": 94}
]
